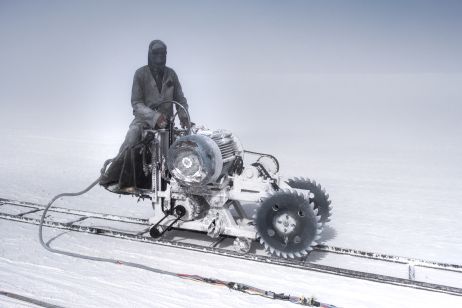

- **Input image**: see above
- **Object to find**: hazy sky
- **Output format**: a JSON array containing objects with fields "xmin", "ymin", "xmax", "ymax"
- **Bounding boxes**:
[{"xmin": 0, "ymin": 1, "xmax": 461, "ymax": 149}]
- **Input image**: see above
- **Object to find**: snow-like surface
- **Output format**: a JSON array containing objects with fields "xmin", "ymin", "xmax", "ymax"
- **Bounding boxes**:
[{"xmin": 1, "ymin": 128, "xmax": 462, "ymax": 307}]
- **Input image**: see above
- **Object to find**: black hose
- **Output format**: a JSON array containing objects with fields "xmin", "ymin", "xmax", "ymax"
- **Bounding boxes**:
[
  {"xmin": 39, "ymin": 100, "xmax": 192, "ymax": 258},
  {"xmin": 36, "ymin": 109, "xmax": 323, "ymax": 306},
  {"xmin": 38, "ymin": 152, "xmax": 178, "ymax": 277}
]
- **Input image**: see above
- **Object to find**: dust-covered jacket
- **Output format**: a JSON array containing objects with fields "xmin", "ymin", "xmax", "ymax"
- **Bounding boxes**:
[{"xmin": 131, "ymin": 65, "xmax": 188, "ymax": 127}]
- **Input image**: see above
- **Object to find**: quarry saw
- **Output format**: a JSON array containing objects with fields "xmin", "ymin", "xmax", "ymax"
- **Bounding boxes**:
[
  {"xmin": 32, "ymin": 100, "xmax": 338, "ymax": 307},
  {"xmin": 100, "ymin": 100, "xmax": 332, "ymax": 258}
]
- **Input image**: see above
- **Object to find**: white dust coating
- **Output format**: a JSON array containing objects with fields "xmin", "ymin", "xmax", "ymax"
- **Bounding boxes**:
[{"xmin": 0, "ymin": 128, "xmax": 461, "ymax": 307}]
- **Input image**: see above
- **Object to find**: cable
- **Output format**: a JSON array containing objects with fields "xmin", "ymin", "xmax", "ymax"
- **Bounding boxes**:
[
  {"xmin": 38, "ymin": 153, "xmax": 178, "ymax": 277},
  {"xmin": 37, "ymin": 105, "xmax": 335, "ymax": 306},
  {"xmin": 37, "ymin": 164, "xmax": 335, "ymax": 307},
  {"xmin": 0, "ymin": 290, "xmax": 65, "ymax": 308}
]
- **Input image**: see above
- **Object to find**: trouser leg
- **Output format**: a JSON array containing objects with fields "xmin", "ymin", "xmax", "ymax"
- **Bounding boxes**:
[
  {"xmin": 119, "ymin": 122, "xmax": 143, "ymax": 153},
  {"xmin": 101, "ymin": 115, "xmax": 160, "ymax": 188},
  {"xmin": 101, "ymin": 119, "xmax": 144, "ymax": 186}
]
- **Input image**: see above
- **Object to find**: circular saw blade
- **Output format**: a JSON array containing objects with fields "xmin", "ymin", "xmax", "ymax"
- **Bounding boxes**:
[
  {"xmin": 255, "ymin": 189, "xmax": 322, "ymax": 258},
  {"xmin": 286, "ymin": 177, "xmax": 332, "ymax": 224}
]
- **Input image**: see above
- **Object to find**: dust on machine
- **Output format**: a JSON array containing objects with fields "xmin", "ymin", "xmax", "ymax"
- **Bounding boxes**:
[{"xmin": 100, "ymin": 40, "xmax": 332, "ymax": 259}]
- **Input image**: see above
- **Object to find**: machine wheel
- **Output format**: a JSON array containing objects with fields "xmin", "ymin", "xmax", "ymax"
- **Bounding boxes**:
[
  {"xmin": 254, "ymin": 189, "xmax": 323, "ymax": 258},
  {"xmin": 233, "ymin": 237, "xmax": 253, "ymax": 254},
  {"xmin": 286, "ymin": 177, "xmax": 332, "ymax": 224}
]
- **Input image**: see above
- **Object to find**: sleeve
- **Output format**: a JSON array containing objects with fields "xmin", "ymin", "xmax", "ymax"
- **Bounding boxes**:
[
  {"xmin": 131, "ymin": 69, "xmax": 160, "ymax": 128},
  {"xmin": 131, "ymin": 69, "xmax": 145, "ymax": 108},
  {"xmin": 172, "ymin": 70, "xmax": 189, "ymax": 119}
]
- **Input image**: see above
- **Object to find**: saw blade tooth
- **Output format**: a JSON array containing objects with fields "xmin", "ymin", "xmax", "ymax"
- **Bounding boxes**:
[
  {"xmin": 294, "ymin": 252, "xmax": 302, "ymax": 258},
  {"xmin": 305, "ymin": 195, "xmax": 312, "ymax": 202},
  {"xmin": 322, "ymin": 188, "xmax": 326, "ymax": 193},
  {"xmin": 269, "ymin": 246, "xmax": 275, "ymax": 254},
  {"xmin": 317, "ymin": 183, "xmax": 321, "ymax": 189},
  {"xmin": 327, "ymin": 200, "xmax": 332, "ymax": 205},
  {"xmin": 312, "ymin": 205, "xmax": 318, "ymax": 215},
  {"xmin": 288, "ymin": 253, "xmax": 295, "ymax": 259},
  {"xmin": 325, "ymin": 193, "xmax": 330, "ymax": 200},
  {"xmin": 306, "ymin": 246, "xmax": 314, "ymax": 252},
  {"xmin": 275, "ymin": 250, "xmax": 281, "ymax": 257},
  {"xmin": 305, "ymin": 177, "xmax": 310, "ymax": 183},
  {"xmin": 294, "ymin": 176, "xmax": 301, "ymax": 182},
  {"xmin": 312, "ymin": 180, "xmax": 317, "ymax": 186},
  {"xmin": 328, "ymin": 206, "xmax": 333, "ymax": 212},
  {"xmin": 317, "ymin": 222, "xmax": 323, "ymax": 229},
  {"xmin": 309, "ymin": 201, "xmax": 315, "ymax": 210},
  {"xmin": 259, "ymin": 238, "xmax": 265, "ymax": 245},
  {"xmin": 301, "ymin": 250, "xmax": 308, "ymax": 256},
  {"xmin": 281, "ymin": 252, "xmax": 288, "ymax": 258}
]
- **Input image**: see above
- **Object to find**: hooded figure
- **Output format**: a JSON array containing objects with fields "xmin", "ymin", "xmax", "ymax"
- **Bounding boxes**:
[
  {"xmin": 125, "ymin": 39, "xmax": 189, "ymax": 150},
  {"xmin": 100, "ymin": 40, "xmax": 189, "ymax": 192}
]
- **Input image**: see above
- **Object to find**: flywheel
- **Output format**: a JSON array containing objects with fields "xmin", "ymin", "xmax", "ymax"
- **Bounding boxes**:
[{"xmin": 254, "ymin": 189, "xmax": 323, "ymax": 258}]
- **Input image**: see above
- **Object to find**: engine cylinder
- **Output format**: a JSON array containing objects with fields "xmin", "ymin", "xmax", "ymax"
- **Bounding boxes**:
[{"xmin": 210, "ymin": 131, "xmax": 236, "ymax": 161}]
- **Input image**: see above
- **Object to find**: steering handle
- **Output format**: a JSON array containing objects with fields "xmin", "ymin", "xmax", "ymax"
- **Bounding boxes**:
[{"xmin": 152, "ymin": 100, "xmax": 191, "ymax": 135}]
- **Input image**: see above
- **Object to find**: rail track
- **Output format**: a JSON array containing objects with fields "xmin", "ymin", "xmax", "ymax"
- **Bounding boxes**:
[{"xmin": 1, "ymin": 197, "xmax": 461, "ymax": 297}]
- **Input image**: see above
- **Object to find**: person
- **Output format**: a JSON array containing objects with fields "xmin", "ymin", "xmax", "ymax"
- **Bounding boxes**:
[{"xmin": 100, "ymin": 40, "xmax": 189, "ymax": 192}]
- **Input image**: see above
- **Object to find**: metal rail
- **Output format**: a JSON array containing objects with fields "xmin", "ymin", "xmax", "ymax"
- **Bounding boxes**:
[
  {"xmin": 1, "ymin": 197, "xmax": 460, "ymax": 273},
  {"xmin": 1, "ymin": 198, "xmax": 462, "ymax": 297}
]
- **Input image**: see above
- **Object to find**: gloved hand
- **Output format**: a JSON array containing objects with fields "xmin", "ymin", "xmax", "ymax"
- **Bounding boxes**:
[
  {"xmin": 179, "ymin": 115, "xmax": 189, "ymax": 129},
  {"xmin": 156, "ymin": 113, "xmax": 168, "ymax": 129}
]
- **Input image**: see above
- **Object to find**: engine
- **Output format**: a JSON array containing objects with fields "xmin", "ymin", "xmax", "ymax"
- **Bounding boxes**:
[
  {"xmin": 100, "ymin": 102, "xmax": 332, "ymax": 259},
  {"xmin": 167, "ymin": 129, "xmax": 242, "ymax": 187}
]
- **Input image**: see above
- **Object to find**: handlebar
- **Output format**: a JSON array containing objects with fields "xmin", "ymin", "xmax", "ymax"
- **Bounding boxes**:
[{"xmin": 152, "ymin": 100, "xmax": 192, "ymax": 135}]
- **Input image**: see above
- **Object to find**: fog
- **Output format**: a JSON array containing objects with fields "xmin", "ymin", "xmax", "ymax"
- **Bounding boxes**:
[
  {"xmin": 1, "ymin": 3, "xmax": 462, "ymax": 297},
  {"xmin": 0, "ymin": 0, "xmax": 461, "ymax": 154}
]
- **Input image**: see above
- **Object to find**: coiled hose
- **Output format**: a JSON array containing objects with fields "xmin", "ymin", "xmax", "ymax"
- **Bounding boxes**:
[
  {"xmin": 39, "ymin": 100, "xmax": 191, "ymax": 274},
  {"xmin": 38, "ymin": 151, "xmax": 179, "ymax": 276},
  {"xmin": 36, "ymin": 109, "xmax": 328, "ymax": 306}
]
